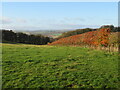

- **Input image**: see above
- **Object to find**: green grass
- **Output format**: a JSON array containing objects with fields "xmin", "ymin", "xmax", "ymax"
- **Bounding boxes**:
[{"xmin": 2, "ymin": 43, "xmax": 119, "ymax": 88}]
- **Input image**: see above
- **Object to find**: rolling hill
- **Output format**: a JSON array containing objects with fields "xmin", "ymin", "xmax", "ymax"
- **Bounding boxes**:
[{"xmin": 49, "ymin": 28, "xmax": 119, "ymax": 52}]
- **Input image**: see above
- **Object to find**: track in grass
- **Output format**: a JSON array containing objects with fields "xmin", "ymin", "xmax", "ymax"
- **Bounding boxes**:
[{"xmin": 2, "ymin": 43, "xmax": 119, "ymax": 88}]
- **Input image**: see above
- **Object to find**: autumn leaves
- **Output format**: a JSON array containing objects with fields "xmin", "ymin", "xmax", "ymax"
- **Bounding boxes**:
[{"xmin": 49, "ymin": 28, "xmax": 111, "ymax": 47}]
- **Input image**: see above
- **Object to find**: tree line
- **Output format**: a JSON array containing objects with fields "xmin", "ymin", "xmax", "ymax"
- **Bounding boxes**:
[{"xmin": 1, "ymin": 29, "xmax": 51, "ymax": 45}]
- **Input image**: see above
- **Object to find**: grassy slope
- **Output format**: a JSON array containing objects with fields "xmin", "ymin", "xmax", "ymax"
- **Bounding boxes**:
[{"xmin": 2, "ymin": 43, "xmax": 119, "ymax": 88}]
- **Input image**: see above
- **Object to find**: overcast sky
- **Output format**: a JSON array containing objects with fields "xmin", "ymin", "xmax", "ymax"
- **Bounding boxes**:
[{"xmin": 1, "ymin": 2, "xmax": 118, "ymax": 30}]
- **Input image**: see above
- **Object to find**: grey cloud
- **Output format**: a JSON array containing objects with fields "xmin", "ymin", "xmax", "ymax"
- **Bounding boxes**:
[
  {"xmin": 56, "ymin": 24, "xmax": 99, "ymax": 29},
  {"xmin": 0, "ymin": 17, "xmax": 13, "ymax": 24},
  {"xmin": 2, "ymin": 24, "xmax": 100, "ymax": 30},
  {"xmin": 2, "ymin": 25, "xmax": 42, "ymax": 30},
  {"xmin": 16, "ymin": 19, "xmax": 27, "ymax": 23},
  {"xmin": 63, "ymin": 17, "xmax": 86, "ymax": 22},
  {"xmin": 0, "ymin": 16, "xmax": 28, "ymax": 24}
]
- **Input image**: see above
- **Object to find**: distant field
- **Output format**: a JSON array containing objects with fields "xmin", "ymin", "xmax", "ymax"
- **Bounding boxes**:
[
  {"xmin": 19, "ymin": 30, "xmax": 65, "ymax": 38},
  {"xmin": 2, "ymin": 43, "xmax": 119, "ymax": 88}
]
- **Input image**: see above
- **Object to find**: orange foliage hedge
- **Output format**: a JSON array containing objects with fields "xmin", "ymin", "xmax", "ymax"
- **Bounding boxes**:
[{"xmin": 48, "ymin": 28, "xmax": 111, "ymax": 47}]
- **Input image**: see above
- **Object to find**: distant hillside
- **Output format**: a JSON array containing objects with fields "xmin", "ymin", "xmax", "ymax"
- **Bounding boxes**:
[
  {"xmin": 49, "ymin": 28, "xmax": 119, "ymax": 50},
  {"xmin": 14, "ymin": 30, "xmax": 73, "ymax": 38},
  {"xmin": 56, "ymin": 28, "xmax": 97, "ymax": 40},
  {"xmin": 56, "ymin": 25, "xmax": 119, "ymax": 40}
]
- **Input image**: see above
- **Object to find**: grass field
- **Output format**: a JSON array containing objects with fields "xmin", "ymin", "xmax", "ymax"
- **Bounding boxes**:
[{"xmin": 2, "ymin": 43, "xmax": 119, "ymax": 88}]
